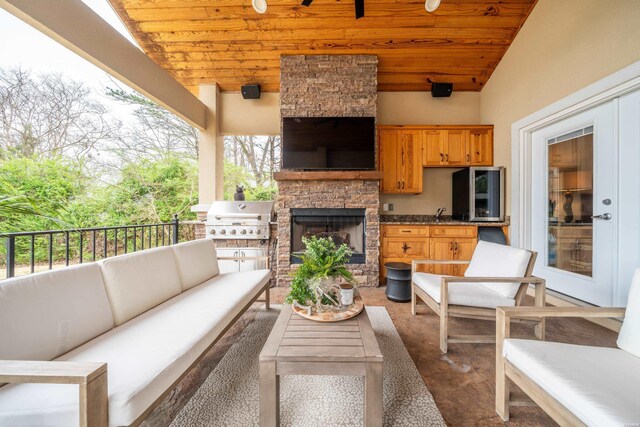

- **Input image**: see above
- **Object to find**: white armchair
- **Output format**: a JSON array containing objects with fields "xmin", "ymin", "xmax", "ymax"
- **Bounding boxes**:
[
  {"xmin": 411, "ymin": 240, "xmax": 545, "ymax": 353},
  {"xmin": 495, "ymin": 268, "xmax": 640, "ymax": 425}
]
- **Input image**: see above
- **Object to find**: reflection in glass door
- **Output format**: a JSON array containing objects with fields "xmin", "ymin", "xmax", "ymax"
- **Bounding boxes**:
[
  {"xmin": 547, "ymin": 127, "xmax": 593, "ymax": 277},
  {"xmin": 530, "ymin": 101, "xmax": 616, "ymax": 306}
]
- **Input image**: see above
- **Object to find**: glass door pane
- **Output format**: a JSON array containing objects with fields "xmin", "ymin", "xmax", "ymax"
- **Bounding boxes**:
[
  {"xmin": 473, "ymin": 169, "xmax": 502, "ymax": 219},
  {"xmin": 547, "ymin": 127, "xmax": 593, "ymax": 277}
]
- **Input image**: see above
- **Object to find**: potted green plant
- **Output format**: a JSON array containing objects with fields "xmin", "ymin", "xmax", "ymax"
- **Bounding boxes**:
[{"xmin": 285, "ymin": 236, "xmax": 356, "ymax": 308}]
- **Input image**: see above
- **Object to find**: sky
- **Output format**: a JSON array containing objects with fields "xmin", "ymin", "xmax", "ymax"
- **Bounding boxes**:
[{"xmin": 0, "ymin": 0, "xmax": 142, "ymax": 121}]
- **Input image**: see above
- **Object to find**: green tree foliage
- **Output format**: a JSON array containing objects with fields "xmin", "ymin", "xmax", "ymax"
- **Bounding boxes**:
[
  {"xmin": 97, "ymin": 156, "xmax": 198, "ymax": 225},
  {"xmin": 0, "ymin": 157, "xmax": 82, "ymax": 230},
  {"xmin": 0, "ymin": 69, "xmax": 281, "ymax": 270}
]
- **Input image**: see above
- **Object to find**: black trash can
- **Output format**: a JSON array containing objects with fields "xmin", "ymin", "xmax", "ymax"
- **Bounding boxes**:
[{"xmin": 385, "ymin": 262, "xmax": 412, "ymax": 302}]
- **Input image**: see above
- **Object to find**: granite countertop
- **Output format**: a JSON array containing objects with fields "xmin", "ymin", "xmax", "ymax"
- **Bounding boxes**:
[{"xmin": 380, "ymin": 215, "xmax": 510, "ymax": 227}]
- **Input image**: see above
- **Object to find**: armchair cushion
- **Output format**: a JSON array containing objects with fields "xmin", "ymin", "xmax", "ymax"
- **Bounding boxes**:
[
  {"xmin": 464, "ymin": 241, "xmax": 531, "ymax": 299},
  {"xmin": 171, "ymin": 239, "xmax": 220, "ymax": 291},
  {"xmin": 0, "ymin": 263, "xmax": 113, "ymax": 361},
  {"xmin": 503, "ymin": 338, "xmax": 640, "ymax": 426},
  {"xmin": 617, "ymin": 268, "xmax": 640, "ymax": 358},
  {"xmin": 99, "ymin": 247, "xmax": 182, "ymax": 326},
  {"xmin": 413, "ymin": 272, "xmax": 515, "ymax": 308}
]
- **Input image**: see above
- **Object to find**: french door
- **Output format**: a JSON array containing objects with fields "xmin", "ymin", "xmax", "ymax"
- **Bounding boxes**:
[{"xmin": 530, "ymin": 102, "xmax": 616, "ymax": 306}]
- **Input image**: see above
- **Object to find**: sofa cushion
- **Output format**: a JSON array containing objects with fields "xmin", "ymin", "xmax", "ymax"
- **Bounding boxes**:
[
  {"xmin": 617, "ymin": 267, "xmax": 640, "ymax": 358},
  {"xmin": 0, "ymin": 269, "xmax": 270, "ymax": 427},
  {"xmin": 0, "ymin": 264, "xmax": 113, "ymax": 361},
  {"xmin": 172, "ymin": 239, "xmax": 220, "ymax": 291},
  {"xmin": 413, "ymin": 272, "xmax": 515, "ymax": 309},
  {"xmin": 503, "ymin": 338, "xmax": 640, "ymax": 426},
  {"xmin": 464, "ymin": 241, "xmax": 531, "ymax": 299},
  {"xmin": 99, "ymin": 247, "xmax": 182, "ymax": 326}
]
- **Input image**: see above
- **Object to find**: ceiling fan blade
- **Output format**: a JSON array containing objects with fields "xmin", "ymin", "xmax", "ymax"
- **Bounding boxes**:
[
  {"xmin": 301, "ymin": 0, "xmax": 313, "ymax": 6},
  {"xmin": 355, "ymin": 0, "xmax": 364, "ymax": 19}
]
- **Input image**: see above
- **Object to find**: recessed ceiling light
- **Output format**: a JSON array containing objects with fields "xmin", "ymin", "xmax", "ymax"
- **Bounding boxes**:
[
  {"xmin": 425, "ymin": 0, "xmax": 441, "ymax": 13},
  {"xmin": 252, "ymin": 0, "xmax": 267, "ymax": 14}
]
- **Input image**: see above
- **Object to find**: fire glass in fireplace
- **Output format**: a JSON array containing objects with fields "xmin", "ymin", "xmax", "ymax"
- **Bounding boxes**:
[{"xmin": 291, "ymin": 208, "xmax": 366, "ymax": 264}]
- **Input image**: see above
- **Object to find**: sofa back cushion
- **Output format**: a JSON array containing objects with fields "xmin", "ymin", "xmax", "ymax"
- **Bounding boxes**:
[
  {"xmin": 171, "ymin": 239, "xmax": 220, "ymax": 291},
  {"xmin": 618, "ymin": 268, "xmax": 640, "ymax": 358},
  {"xmin": 100, "ymin": 246, "xmax": 182, "ymax": 326},
  {"xmin": 0, "ymin": 263, "xmax": 113, "ymax": 361},
  {"xmin": 464, "ymin": 240, "xmax": 532, "ymax": 299}
]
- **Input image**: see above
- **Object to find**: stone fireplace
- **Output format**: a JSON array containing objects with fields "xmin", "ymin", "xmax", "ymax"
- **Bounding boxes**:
[{"xmin": 275, "ymin": 54, "xmax": 380, "ymax": 287}]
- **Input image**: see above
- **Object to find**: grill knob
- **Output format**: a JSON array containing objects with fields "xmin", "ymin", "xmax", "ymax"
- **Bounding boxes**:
[
  {"xmin": 256, "ymin": 228, "xmax": 261, "ymax": 235},
  {"xmin": 209, "ymin": 229, "xmax": 216, "ymax": 235},
  {"xmin": 230, "ymin": 229, "xmax": 237, "ymax": 235},
  {"xmin": 241, "ymin": 229, "xmax": 247, "ymax": 235},
  {"xmin": 249, "ymin": 230, "xmax": 254, "ymax": 234},
  {"xmin": 220, "ymin": 229, "xmax": 226, "ymax": 235}
]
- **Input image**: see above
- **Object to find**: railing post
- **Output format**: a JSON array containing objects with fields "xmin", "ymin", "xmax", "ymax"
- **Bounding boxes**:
[
  {"xmin": 5, "ymin": 236, "xmax": 15, "ymax": 278},
  {"xmin": 172, "ymin": 214, "xmax": 179, "ymax": 245}
]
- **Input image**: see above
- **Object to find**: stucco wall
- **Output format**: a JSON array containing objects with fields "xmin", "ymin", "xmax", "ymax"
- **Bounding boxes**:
[{"xmin": 480, "ymin": 0, "xmax": 640, "ymax": 214}]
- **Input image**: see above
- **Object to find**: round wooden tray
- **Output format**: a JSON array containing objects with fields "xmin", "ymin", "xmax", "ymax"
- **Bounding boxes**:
[{"xmin": 292, "ymin": 294, "xmax": 364, "ymax": 322}]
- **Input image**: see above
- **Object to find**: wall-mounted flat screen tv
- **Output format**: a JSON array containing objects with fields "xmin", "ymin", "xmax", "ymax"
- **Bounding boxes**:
[{"xmin": 282, "ymin": 117, "xmax": 375, "ymax": 170}]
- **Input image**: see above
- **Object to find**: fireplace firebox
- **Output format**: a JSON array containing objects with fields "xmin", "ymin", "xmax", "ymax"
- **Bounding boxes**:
[{"xmin": 290, "ymin": 208, "xmax": 366, "ymax": 264}]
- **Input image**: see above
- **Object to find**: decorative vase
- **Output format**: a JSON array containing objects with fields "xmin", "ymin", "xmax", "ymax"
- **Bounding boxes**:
[{"xmin": 309, "ymin": 277, "xmax": 342, "ymax": 313}]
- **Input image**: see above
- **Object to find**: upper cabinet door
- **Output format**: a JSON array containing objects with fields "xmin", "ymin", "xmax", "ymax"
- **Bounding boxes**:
[
  {"xmin": 399, "ymin": 130, "xmax": 423, "ymax": 193},
  {"xmin": 468, "ymin": 129, "xmax": 493, "ymax": 166},
  {"xmin": 443, "ymin": 130, "xmax": 469, "ymax": 166},
  {"xmin": 378, "ymin": 130, "xmax": 400, "ymax": 193},
  {"xmin": 422, "ymin": 130, "xmax": 444, "ymax": 166}
]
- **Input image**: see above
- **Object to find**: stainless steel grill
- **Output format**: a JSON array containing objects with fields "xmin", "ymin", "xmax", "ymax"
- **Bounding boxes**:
[{"xmin": 205, "ymin": 201, "xmax": 274, "ymax": 240}]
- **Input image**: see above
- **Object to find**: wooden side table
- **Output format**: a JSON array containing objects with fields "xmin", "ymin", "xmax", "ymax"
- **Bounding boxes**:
[{"xmin": 259, "ymin": 305, "xmax": 384, "ymax": 427}]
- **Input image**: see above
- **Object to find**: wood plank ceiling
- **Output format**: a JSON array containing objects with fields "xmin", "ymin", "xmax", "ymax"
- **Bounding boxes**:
[{"xmin": 109, "ymin": 0, "xmax": 537, "ymax": 93}]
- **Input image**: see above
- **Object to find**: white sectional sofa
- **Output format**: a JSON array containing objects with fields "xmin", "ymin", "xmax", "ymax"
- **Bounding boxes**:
[
  {"xmin": 0, "ymin": 239, "xmax": 271, "ymax": 427},
  {"xmin": 496, "ymin": 268, "xmax": 640, "ymax": 426}
]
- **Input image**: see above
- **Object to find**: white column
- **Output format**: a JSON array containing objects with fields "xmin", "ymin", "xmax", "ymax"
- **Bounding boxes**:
[{"xmin": 198, "ymin": 84, "xmax": 224, "ymax": 203}]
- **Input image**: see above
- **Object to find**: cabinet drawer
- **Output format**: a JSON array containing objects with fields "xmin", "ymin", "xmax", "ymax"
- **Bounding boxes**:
[
  {"xmin": 381, "ymin": 238, "xmax": 429, "ymax": 258},
  {"xmin": 382, "ymin": 225, "xmax": 429, "ymax": 237},
  {"xmin": 429, "ymin": 226, "xmax": 477, "ymax": 238}
]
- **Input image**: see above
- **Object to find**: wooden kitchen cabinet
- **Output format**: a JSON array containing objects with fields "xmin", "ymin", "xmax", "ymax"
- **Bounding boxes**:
[
  {"xmin": 422, "ymin": 130, "xmax": 444, "ymax": 166},
  {"xmin": 468, "ymin": 128, "xmax": 494, "ymax": 165},
  {"xmin": 380, "ymin": 224, "xmax": 482, "ymax": 281},
  {"xmin": 382, "ymin": 238, "xmax": 429, "ymax": 259},
  {"xmin": 378, "ymin": 129, "xmax": 423, "ymax": 194},
  {"xmin": 429, "ymin": 238, "xmax": 476, "ymax": 276},
  {"xmin": 443, "ymin": 129, "xmax": 469, "ymax": 166},
  {"xmin": 379, "ymin": 126, "xmax": 493, "ymax": 186},
  {"xmin": 422, "ymin": 129, "xmax": 470, "ymax": 166}
]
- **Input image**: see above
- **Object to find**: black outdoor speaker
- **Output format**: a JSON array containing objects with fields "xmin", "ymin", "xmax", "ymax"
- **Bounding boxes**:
[
  {"xmin": 241, "ymin": 84, "xmax": 261, "ymax": 99},
  {"xmin": 431, "ymin": 82, "xmax": 453, "ymax": 98}
]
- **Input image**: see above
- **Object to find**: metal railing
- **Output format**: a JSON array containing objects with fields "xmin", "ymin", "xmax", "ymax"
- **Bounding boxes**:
[{"xmin": 1, "ymin": 215, "xmax": 182, "ymax": 279}]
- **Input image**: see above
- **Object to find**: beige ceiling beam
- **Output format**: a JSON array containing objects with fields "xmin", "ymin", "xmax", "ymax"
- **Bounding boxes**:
[{"xmin": 0, "ymin": 0, "xmax": 206, "ymax": 130}]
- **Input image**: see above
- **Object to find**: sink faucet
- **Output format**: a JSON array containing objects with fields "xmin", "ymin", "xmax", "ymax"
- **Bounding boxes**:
[{"xmin": 435, "ymin": 207, "xmax": 446, "ymax": 222}]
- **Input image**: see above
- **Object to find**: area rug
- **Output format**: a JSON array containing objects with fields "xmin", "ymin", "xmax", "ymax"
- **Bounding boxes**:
[{"xmin": 170, "ymin": 306, "xmax": 446, "ymax": 426}]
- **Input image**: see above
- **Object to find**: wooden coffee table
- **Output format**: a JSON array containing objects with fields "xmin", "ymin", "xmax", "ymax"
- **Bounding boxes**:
[{"xmin": 259, "ymin": 305, "xmax": 384, "ymax": 427}]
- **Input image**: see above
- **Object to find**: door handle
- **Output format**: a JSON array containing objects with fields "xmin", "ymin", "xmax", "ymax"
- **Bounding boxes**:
[
  {"xmin": 466, "ymin": 154, "xmax": 470, "ymax": 163},
  {"xmin": 445, "ymin": 154, "xmax": 449, "ymax": 162},
  {"xmin": 397, "ymin": 181, "xmax": 400, "ymax": 189},
  {"xmin": 402, "ymin": 181, "xmax": 405, "ymax": 189},
  {"xmin": 591, "ymin": 213, "xmax": 612, "ymax": 220},
  {"xmin": 440, "ymin": 153, "xmax": 444, "ymax": 161}
]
